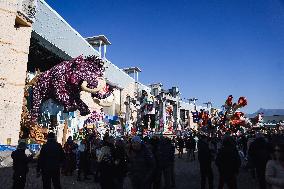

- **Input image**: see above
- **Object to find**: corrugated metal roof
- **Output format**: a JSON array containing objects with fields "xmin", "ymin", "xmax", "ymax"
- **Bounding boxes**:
[
  {"xmin": 32, "ymin": 0, "xmax": 146, "ymax": 90},
  {"xmin": 33, "ymin": 0, "xmax": 99, "ymax": 58}
]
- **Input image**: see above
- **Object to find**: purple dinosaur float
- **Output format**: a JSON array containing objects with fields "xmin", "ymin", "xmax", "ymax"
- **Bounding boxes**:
[{"xmin": 30, "ymin": 55, "xmax": 113, "ymax": 123}]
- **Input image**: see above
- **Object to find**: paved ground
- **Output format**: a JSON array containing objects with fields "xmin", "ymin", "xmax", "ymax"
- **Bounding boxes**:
[
  {"xmin": 0, "ymin": 153, "xmax": 259, "ymax": 189},
  {"xmin": 174, "ymin": 155, "xmax": 259, "ymax": 189}
]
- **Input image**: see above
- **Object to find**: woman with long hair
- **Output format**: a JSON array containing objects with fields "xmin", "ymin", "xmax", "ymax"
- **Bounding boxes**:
[{"xmin": 265, "ymin": 143, "xmax": 284, "ymax": 189}]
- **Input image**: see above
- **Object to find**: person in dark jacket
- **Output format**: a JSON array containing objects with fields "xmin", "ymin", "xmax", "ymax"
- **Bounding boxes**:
[
  {"xmin": 198, "ymin": 135, "xmax": 214, "ymax": 189},
  {"xmin": 96, "ymin": 135, "xmax": 116, "ymax": 189},
  {"xmin": 248, "ymin": 134, "xmax": 272, "ymax": 189},
  {"xmin": 185, "ymin": 137, "xmax": 191, "ymax": 159},
  {"xmin": 190, "ymin": 136, "xmax": 197, "ymax": 161},
  {"xmin": 98, "ymin": 145, "xmax": 115, "ymax": 189},
  {"xmin": 11, "ymin": 141, "xmax": 33, "ymax": 189},
  {"xmin": 177, "ymin": 136, "xmax": 184, "ymax": 158},
  {"xmin": 77, "ymin": 139, "xmax": 91, "ymax": 181},
  {"xmin": 114, "ymin": 138, "xmax": 128, "ymax": 189},
  {"xmin": 63, "ymin": 136, "xmax": 77, "ymax": 176},
  {"xmin": 127, "ymin": 136, "xmax": 156, "ymax": 189},
  {"xmin": 216, "ymin": 135, "xmax": 241, "ymax": 189},
  {"xmin": 153, "ymin": 136, "xmax": 175, "ymax": 189},
  {"xmin": 240, "ymin": 135, "xmax": 248, "ymax": 158},
  {"xmin": 37, "ymin": 132, "xmax": 65, "ymax": 189}
]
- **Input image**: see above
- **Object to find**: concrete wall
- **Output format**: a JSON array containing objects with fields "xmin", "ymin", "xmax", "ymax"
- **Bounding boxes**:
[{"xmin": 0, "ymin": 0, "xmax": 32, "ymax": 145}]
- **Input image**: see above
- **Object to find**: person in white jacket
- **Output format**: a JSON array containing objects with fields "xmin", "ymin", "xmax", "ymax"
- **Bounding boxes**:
[{"xmin": 265, "ymin": 143, "xmax": 284, "ymax": 189}]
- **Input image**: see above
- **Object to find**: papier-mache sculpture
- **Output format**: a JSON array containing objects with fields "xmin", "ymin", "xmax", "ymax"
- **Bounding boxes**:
[
  {"xmin": 30, "ymin": 55, "xmax": 114, "ymax": 123},
  {"xmin": 223, "ymin": 95, "xmax": 248, "ymax": 128}
]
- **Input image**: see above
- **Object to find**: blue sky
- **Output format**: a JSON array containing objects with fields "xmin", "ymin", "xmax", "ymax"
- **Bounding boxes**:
[{"xmin": 45, "ymin": 0, "xmax": 284, "ymax": 113}]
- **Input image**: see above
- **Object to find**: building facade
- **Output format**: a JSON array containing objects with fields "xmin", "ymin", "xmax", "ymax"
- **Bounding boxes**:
[
  {"xmin": 0, "ymin": 0, "xmax": 35, "ymax": 145},
  {"xmin": 0, "ymin": 0, "xmax": 195, "ymax": 145},
  {"xmin": 0, "ymin": 0, "xmax": 147, "ymax": 145}
]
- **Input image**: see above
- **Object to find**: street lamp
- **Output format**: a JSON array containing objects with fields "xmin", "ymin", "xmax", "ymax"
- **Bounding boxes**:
[
  {"xmin": 203, "ymin": 101, "xmax": 212, "ymax": 109},
  {"xmin": 188, "ymin": 98, "xmax": 198, "ymax": 111}
]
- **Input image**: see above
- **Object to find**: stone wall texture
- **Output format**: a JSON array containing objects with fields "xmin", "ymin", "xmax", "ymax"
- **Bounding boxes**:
[{"xmin": 0, "ymin": 0, "xmax": 32, "ymax": 145}]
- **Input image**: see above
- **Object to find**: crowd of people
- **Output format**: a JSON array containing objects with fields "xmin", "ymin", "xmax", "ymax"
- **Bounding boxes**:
[
  {"xmin": 11, "ymin": 131, "xmax": 176, "ymax": 189},
  {"xmin": 193, "ymin": 132, "xmax": 283, "ymax": 189},
  {"xmin": 10, "ymin": 130, "xmax": 284, "ymax": 189}
]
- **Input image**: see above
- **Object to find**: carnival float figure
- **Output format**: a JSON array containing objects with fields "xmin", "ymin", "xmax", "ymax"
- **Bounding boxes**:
[
  {"xmin": 21, "ymin": 55, "xmax": 114, "ymax": 142},
  {"xmin": 198, "ymin": 109, "xmax": 210, "ymax": 128},
  {"xmin": 210, "ymin": 108, "xmax": 221, "ymax": 128},
  {"xmin": 192, "ymin": 95, "xmax": 250, "ymax": 133},
  {"xmin": 221, "ymin": 95, "xmax": 248, "ymax": 132},
  {"xmin": 30, "ymin": 55, "xmax": 113, "ymax": 122},
  {"xmin": 164, "ymin": 103, "xmax": 174, "ymax": 134},
  {"xmin": 250, "ymin": 113, "xmax": 264, "ymax": 127},
  {"xmin": 140, "ymin": 91, "xmax": 156, "ymax": 131}
]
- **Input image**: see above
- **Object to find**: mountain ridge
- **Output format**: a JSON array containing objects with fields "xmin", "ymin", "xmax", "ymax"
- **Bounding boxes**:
[{"xmin": 246, "ymin": 108, "xmax": 284, "ymax": 118}]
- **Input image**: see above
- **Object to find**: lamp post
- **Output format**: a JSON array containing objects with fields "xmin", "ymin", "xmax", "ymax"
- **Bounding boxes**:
[
  {"xmin": 203, "ymin": 101, "xmax": 213, "ymax": 113},
  {"xmin": 188, "ymin": 98, "xmax": 198, "ymax": 111}
]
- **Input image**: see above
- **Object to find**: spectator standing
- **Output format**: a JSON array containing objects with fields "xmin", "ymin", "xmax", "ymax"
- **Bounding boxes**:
[
  {"xmin": 113, "ymin": 138, "xmax": 128, "ymax": 189},
  {"xmin": 63, "ymin": 136, "xmax": 77, "ymax": 176},
  {"xmin": 190, "ymin": 136, "xmax": 197, "ymax": 161},
  {"xmin": 240, "ymin": 135, "xmax": 248, "ymax": 158},
  {"xmin": 185, "ymin": 137, "xmax": 191, "ymax": 160},
  {"xmin": 248, "ymin": 134, "xmax": 272, "ymax": 189},
  {"xmin": 98, "ymin": 145, "xmax": 115, "ymax": 189},
  {"xmin": 37, "ymin": 132, "xmax": 65, "ymax": 189},
  {"xmin": 177, "ymin": 136, "xmax": 184, "ymax": 158},
  {"xmin": 265, "ymin": 143, "xmax": 284, "ymax": 189},
  {"xmin": 153, "ymin": 136, "xmax": 175, "ymax": 189},
  {"xmin": 198, "ymin": 135, "xmax": 214, "ymax": 189},
  {"xmin": 77, "ymin": 139, "xmax": 91, "ymax": 181},
  {"xmin": 127, "ymin": 136, "xmax": 155, "ymax": 189},
  {"xmin": 11, "ymin": 141, "xmax": 33, "ymax": 189},
  {"xmin": 216, "ymin": 136, "xmax": 241, "ymax": 189}
]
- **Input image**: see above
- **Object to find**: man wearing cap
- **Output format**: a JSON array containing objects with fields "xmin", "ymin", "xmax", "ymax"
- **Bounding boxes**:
[
  {"xmin": 37, "ymin": 132, "xmax": 65, "ymax": 189},
  {"xmin": 11, "ymin": 141, "xmax": 33, "ymax": 189}
]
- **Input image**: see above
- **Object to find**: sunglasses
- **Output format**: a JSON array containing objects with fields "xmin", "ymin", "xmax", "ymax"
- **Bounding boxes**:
[{"xmin": 274, "ymin": 149, "xmax": 284, "ymax": 152}]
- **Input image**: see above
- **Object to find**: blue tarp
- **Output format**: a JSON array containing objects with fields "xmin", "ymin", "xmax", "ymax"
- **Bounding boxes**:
[
  {"xmin": 0, "ymin": 145, "xmax": 16, "ymax": 151},
  {"xmin": 0, "ymin": 144, "xmax": 41, "ymax": 153}
]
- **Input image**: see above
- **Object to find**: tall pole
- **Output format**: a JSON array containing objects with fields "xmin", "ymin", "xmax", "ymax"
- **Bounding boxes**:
[
  {"xmin": 188, "ymin": 98, "xmax": 198, "ymax": 111},
  {"xmin": 99, "ymin": 40, "xmax": 102, "ymax": 58},
  {"xmin": 203, "ymin": 101, "xmax": 212, "ymax": 109}
]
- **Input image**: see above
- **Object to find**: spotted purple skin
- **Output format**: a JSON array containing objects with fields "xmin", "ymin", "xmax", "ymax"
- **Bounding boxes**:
[
  {"xmin": 83, "ymin": 111, "xmax": 101, "ymax": 126},
  {"xmin": 30, "ymin": 55, "xmax": 113, "ymax": 123}
]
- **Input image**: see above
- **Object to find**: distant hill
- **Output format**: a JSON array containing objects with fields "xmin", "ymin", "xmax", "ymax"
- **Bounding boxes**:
[{"xmin": 247, "ymin": 108, "xmax": 284, "ymax": 118}]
